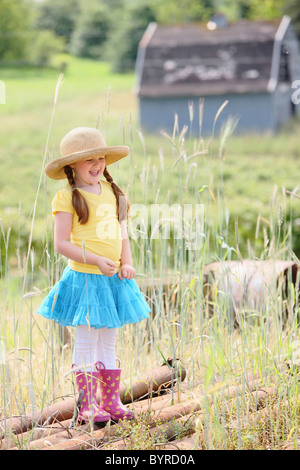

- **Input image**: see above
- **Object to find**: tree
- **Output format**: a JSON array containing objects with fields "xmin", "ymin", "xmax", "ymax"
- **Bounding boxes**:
[
  {"xmin": 34, "ymin": 0, "xmax": 81, "ymax": 45},
  {"xmin": 104, "ymin": 1, "xmax": 156, "ymax": 72},
  {"xmin": 150, "ymin": 0, "xmax": 213, "ymax": 24},
  {"xmin": 244, "ymin": 0, "xmax": 285, "ymax": 20},
  {"xmin": 69, "ymin": 0, "xmax": 111, "ymax": 59},
  {"xmin": 0, "ymin": 0, "xmax": 32, "ymax": 60}
]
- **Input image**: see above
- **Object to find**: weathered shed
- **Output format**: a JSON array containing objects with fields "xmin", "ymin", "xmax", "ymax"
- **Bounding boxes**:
[{"xmin": 135, "ymin": 16, "xmax": 300, "ymax": 135}]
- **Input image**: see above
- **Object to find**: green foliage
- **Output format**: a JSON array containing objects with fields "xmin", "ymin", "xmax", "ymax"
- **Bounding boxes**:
[
  {"xmin": 34, "ymin": 0, "xmax": 81, "ymax": 44},
  {"xmin": 0, "ymin": 0, "xmax": 32, "ymax": 60},
  {"xmin": 245, "ymin": 0, "xmax": 286, "ymax": 20},
  {"xmin": 211, "ymin": 0, "xmax": 285, "ymax": 22},
  {"xmin": 104, "ymin": 1, "xmax": 156, "ymax": 72},
  {"xmin": 69, "ymin": 0, "xmax": 111, "ymax": 59},
  {"xmin": 0, "ymin": 0, "xmax": 67, "ymax": 66},
  {"xmin": 109, "ymin": 411, "xmax": 167, "ymax": 450},
  {"xmin": 27, "ymin": 30, "xmax": 65, "ymax": 67},
  {"xmin": 150, "ymin": 0, "xmax": 213, "ymax": 24}
]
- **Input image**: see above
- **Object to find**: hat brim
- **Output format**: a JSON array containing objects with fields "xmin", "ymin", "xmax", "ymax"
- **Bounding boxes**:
[{"xmin": 45, "ymin": 145, "xmax": 130, "ymax": 180}]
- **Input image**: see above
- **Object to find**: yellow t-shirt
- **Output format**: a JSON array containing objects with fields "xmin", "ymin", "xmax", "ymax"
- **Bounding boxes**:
[{"xmin": 52, "ymin": 180, "xmax": 122, "ymax": 274}]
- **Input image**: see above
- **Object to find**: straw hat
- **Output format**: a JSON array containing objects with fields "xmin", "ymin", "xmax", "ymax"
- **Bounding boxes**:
[{"xmin": 45, "ymin": 127, "xmax": 130, "ymax": 179}]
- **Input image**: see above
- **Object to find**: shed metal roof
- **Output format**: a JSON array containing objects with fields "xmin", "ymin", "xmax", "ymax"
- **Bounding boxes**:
[{"xmin": 136, "ymin": 18, "xmax": 293, "ymax": 97}]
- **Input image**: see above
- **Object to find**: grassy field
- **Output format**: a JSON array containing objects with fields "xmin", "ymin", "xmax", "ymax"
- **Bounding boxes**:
[
  {"xmin": 1, "ymin": 55, "xmax": 300, "ymax": 450},
  {"xmin": 1, "ymin": 53, "xmax": 300, "ymax": 266}
]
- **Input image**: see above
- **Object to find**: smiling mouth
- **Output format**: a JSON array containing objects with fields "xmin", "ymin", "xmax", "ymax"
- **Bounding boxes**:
[{"xmin": 90, "ymin": 170, "xmax": 100, "ymax": 177}]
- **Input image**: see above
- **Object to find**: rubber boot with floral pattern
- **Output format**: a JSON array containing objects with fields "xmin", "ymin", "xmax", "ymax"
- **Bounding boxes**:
[
  {"xmin": 74, "ymin": 367, "xmax": 111, "ymax": 423},
  {"xmin": 96, "ymin": 361, "xmax": 134, "ymax": 421}
]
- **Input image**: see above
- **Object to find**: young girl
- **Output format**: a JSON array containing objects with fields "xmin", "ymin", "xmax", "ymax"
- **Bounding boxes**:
[{"xmin": 37, "ymin": 126, "xmax": 151, "ymax": 424}]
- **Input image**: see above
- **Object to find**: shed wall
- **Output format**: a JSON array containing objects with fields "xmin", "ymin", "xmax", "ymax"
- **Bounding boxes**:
[{"xmin": 139, "ymin": 92, "xmax": 276, "ymax": 135}]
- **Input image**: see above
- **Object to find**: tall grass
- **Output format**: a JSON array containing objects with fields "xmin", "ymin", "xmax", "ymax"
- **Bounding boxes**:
[{"xmin": 1, "ymin": 72, "xmax": 300, "ymax": 449}]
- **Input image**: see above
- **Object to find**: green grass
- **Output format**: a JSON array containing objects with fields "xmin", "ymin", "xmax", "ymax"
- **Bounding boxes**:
[{"xmin": 1, "ymin": 55, "xmax": 300, "ymax": 450}]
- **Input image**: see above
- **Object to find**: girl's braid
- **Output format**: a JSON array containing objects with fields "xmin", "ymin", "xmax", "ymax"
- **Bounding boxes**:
[
  {"xmin": 103, "ymin": 167, "xmax": 129, "ymax": 222},
  {"xmin": 64, "ymin": 165, "xmax": 89, "ymax": 224}
]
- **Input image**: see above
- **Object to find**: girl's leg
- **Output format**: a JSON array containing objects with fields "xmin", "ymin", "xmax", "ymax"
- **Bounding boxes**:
[
  {"xmin": 95, "ymin": 327, "xmax": 134, "ymax": 421},
  {"xmin": 72, "ymin": 325, "xmax": 98, "ymax": 371},
  {"xmin": 95, "ymin": 327, "xmax": 118, "ymax": 369},
  {"xmin": 72, "ymin": 325, "xmax": 111, "ymax": 423},
  {"xmin": 73, "ymin": 325, "xmax": 118, "ymax": 369}
]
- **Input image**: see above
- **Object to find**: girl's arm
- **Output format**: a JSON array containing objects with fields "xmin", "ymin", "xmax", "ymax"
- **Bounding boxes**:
[
  {"xmin": 118, "ymin": 220, "xmax": 136, "ymax": 280},
  {"xmin": 54, "ymin": 212, "xmax": 116, "ymax": 277}
]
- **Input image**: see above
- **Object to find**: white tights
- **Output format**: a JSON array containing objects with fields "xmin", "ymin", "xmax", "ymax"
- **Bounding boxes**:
[{"xmin": 72, "ymin": 325, "xmax": 118, "ymax": 371}]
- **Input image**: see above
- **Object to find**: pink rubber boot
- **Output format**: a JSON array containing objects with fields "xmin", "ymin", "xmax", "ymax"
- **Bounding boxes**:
[
  {"xmin": 74, "ymin": 368, "xmax": 111, "ymax": 423},
  {"xmin": 96, "ymin": 361, "xmax": 135, "ymax": 422}
]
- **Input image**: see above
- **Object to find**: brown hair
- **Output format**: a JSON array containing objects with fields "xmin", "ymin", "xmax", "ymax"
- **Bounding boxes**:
[{"xmin": 64, "ymin": 165, "xmax": 129, "ymax": 225}]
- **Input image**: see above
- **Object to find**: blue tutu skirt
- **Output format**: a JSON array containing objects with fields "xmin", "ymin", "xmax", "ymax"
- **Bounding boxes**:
[{"xmin": 36, "ymin": 266, "xmax": 151, "ymax": 329}]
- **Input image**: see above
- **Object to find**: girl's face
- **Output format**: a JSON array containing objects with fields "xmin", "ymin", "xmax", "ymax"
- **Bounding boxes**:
[{"xmin": 71, "ymin": 156, "xmax": 106, "ymax": 187}]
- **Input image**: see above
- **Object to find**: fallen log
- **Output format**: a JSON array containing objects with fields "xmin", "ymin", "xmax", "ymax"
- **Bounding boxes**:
[
  {"xmin": 89, "ymin": 374, "xmax": 266, "ymax": 451},
  {"xmin": 39, "ymin": 403, "xmax": 199, "ymax": 451},
  {"xmin": 121, "ymin": 357, "xmax": 186, "ymax": 403},
  {"xmin": 30, "ymin": 396, "xmax": 182, "ymax": 451},
  {"xmin": 162, "ymin": 434, "xmax": 199, "ymax": 450},
  {"xmin": 6, "ymin": 369, "xmax": 265, "ymax": 451},
  {"xmin": 40, "ymin": 372, "xmax": 264, "ymax": 451},
  {"xmin": 282, "ymin": 440, "xmax": 300, "ymax": 450},
  {"xmin": 1, "ymin": 358, "xmax": 185, "ymax": 445},
  {"xmin": 38, "ymin": 423, "xmax": 119, "ymax": 451},
  {"xmin": 0, "ymin": 400, "xmax": 75, "ymax": 444},
  {"xmin": 101, "ymin": 412, "xmax": 200, "ymax": 451},
  {"xmin": 9, "ymin": 392, "xmax": 183, "ymax": 451},
  {"xmin": 249, "ymin": 387, "xmax": 276, "ymax": 411},
  {"xmin": 1, "ymin": 419, "xmax": 73, "ymax": 450},
  {"xmin": 26, "ymin": 424, "xmax": 99, "ymax": 450}
]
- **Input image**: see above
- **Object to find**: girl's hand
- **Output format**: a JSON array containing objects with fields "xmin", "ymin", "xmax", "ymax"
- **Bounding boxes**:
[
  {"xmin": 97, "ymin": 257, "xmax": 117, "ymax": 277},
  {"xmin": 118, "ymin": 264, "xmax": 136, "ymax": 280}
]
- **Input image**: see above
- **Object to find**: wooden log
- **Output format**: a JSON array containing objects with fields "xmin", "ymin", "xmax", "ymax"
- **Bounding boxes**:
[
  {"xmin": 39, "ymin": 425, "xmax": 113, "ymax": 451},
  {"xmin": 150, "ymin": 412, "xmax": 199, "ymax": 441},
  {"xmin": 249, "ymin": 387, "xmax": 276, "ymax": 411},
  {"xmin": 6, "ymin": 370, "xmax": 263, "ymax": 451},
  {"xmin": 1, "ymin": 359, "xmax": 186, "ymax": 446},
  {"xmin": 130, "ymin": 388, "xmax": 193, "ymax": 414},
  {"xmin": 101, "ymin": 412, "xmax": 200, "ymax": 451},
  {"xmin": 120, "ymin": 358, "xmax": 186, "ymax": 404},
  {"xmin": 43, "ymin": 372, "xmax": 263, "ymax": 451},
  {"xmin": 9, "ymin": 419, "xmax": 105, "ymax": 451},
  {"xmin": 162, "ymin": 434, "xmax": 199, "ymax": 450},
  {"xmin": 0, "ymin": 399, "xmax": 75, "ymax": 442},
  {"xmin": 130, "ymin": 381, "xmax": 274, "ymax": 451},
  {"xmin": 25, "ymin": 424, "xmax": 99, "ymax": 450},
  {"xmin": 32, "ymin": 397, "xmax": 194, "ymax": 451},
  {"xmin": 40, "ymin": 404, "xmax": 196, "ymax": 452},
  {"xmin": 151, "ymin": 398, "xmax": 202, "ymax": 422},
  {"xmin": 128, "ymin": 390, "xmax": 175, "ymax": 408},
  {"xmin": 1, "ymin": 419, "xmax": 72, "ymax": 450}
]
